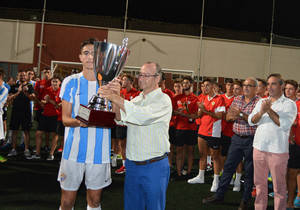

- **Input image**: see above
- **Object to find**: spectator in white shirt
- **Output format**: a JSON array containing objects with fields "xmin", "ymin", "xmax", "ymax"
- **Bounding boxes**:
[
  {"xmin": 99, "ymin": 62, "xmax": 172, "ymax": 210},
  {"xmin": 248, "ymin": 73, "xmax": 297, "ymax": 210}
]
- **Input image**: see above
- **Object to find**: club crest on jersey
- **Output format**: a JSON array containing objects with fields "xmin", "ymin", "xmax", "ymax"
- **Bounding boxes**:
[
  {"xmin": 60, "ymin": 173, "xmax": 66, "ymax": 182},
  {"xmin": 212, "ymin": 101, "xmax": 215, "ymax": 106}
]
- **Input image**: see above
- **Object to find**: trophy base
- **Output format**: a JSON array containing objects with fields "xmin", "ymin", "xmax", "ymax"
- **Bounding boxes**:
[{"xmin": 76, "ymin": 105, "xmax": 116, "ymax": 128}]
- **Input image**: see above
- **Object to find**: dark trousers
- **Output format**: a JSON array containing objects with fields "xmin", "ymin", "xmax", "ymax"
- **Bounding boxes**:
[{"xmin": 216, "ymin": 134, "xmax": 254, "ymax": 202}]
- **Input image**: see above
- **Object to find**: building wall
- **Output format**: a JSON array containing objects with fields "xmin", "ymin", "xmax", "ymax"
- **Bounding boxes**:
[{"xmin": 0, "ymin": 19, "xmax": 299, "ymax": 81}]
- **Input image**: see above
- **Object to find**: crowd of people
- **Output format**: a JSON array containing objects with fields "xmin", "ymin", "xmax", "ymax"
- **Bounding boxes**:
[{"xmin": 0, "ymin": 37, "xmax": 300, "ymax": 210}]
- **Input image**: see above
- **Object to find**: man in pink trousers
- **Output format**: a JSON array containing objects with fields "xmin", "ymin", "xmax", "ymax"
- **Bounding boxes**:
[{"xmin": 248, "ymin": 73, "xmax": 297, "ymax": 210}]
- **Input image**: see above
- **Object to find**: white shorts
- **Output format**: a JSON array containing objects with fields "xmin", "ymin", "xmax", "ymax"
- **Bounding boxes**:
[{"xmin": 57, "ymin": 158, "xmax": 112, "ymax": 191}]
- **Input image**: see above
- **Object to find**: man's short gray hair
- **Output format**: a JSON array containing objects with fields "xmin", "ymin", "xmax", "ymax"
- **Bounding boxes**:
[{"xmin": 245, "ymin": 77, "xmax": 258, "ymax": 87}]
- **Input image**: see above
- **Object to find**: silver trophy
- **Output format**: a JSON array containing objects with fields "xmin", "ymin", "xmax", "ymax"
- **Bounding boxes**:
[{"xmin": 76, "ymin": 38, "xmax": 129, "ymax": 127}]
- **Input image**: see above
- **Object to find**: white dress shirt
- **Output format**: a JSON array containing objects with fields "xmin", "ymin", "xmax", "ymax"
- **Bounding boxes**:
[
  {"xmin": 248, "ymin": 95, "xmax": 297, "ymax": 153},
  {"xmin": 119, "ymin": 88, "xmax": 172, "ymax": 161}
]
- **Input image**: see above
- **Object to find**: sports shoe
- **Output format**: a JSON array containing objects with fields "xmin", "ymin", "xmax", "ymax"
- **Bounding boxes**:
[
  {"xmin": 111, "ymin": 157, "xmax": 117, "ymax": 167},
  {"xmin": 7, "ymin": 149, "xmax": 17, "ymax": 157},
  {"xmin": 187, "ymin": 175, "xmax": 204, "ymax": 184},
  {"xmin": 46, "ymin": 155, "xmax": 54, "ymax": 161},
  {"xmin": 24, "ymin": 149, "xmax": 31, "ymax": 158},
  {"xmin": 0, "ymin": 155, "xmax": 7, "ymax": 163},
  {"xmin": 115, "ymin": 165, "xmax": 126, "ymax": 174},
  {"xmin": 202, "ymin": 195, "xmax": 223, "ymax": 204},
  {"xmin": 233, "ymin": 182, "xmax": 241, "ymax": 192},
  {"xmin": 294, "ymin": 196, "xmax": 300, "ymax": 208},
  {"xmin": 210, "ymin": 180, "xmax": 219, "ymax": 192}
]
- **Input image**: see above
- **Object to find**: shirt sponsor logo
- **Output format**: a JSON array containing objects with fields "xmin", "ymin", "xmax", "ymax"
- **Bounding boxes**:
[{"xmin": 60, "ymin": 173, "xmax": 66, "ymax": 182}]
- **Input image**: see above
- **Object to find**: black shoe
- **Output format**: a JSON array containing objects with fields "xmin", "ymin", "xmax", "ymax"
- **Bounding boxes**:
[
  {"xmin": 202, "ymin": 195, "xmax": 223, "ymax": 204},
  {"xmin": 238, "ymin": 200, "xmax": 249, "ymax": 210}
]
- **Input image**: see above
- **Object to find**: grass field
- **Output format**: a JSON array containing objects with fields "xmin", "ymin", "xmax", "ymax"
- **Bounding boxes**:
[
  {"xmin": 0, "ymin": 155, "xmax": 243, "ymax": 210},
  {"xmin": 0, "ymin": 109, "xmax": 276, "ymax": 210},
  {"xmin": 0, "ymin": 147, "xmax": 278, "ymax": 210}
]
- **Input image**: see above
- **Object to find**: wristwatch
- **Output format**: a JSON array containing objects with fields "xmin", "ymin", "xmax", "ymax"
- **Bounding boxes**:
[{"xmin": 239, "ymin": 112, "xmax": 244, "ymax": 118}]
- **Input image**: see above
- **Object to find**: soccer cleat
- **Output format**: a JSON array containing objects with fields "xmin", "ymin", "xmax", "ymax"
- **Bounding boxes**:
[
  {"xmin": 115, "ymin": 165, "xmax": 126, "ymax": 174},
  {"xmin": 187, "ymin": 175, "xmax": 204, "ymax": 184}
]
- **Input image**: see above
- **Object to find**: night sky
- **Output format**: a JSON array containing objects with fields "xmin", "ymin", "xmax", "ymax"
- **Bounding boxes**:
[{"xmin": 1, "ymin": 0, "xmax": 300, "ymax": 38}]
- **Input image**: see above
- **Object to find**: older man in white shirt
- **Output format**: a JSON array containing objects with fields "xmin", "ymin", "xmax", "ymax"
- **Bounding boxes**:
[
  {"xmin": 248, "ymin": 73, "xmax": 297, "ymax": 210},
  {"xmin": 100, "ymin": 62, "xmax": 172, "ymax": 210}
]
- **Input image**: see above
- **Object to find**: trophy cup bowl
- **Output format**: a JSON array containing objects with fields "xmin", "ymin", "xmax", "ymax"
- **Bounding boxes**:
[{"xmin": 76, "ymin": 38, "xmax": 129, "ymax": 127}]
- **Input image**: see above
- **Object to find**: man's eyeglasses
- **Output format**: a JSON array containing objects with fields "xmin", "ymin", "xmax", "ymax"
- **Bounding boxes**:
[
  {"xmin": 137, "ymin": 73, "xmax": 158, "ymax": 78},
  {"xmin": 242, "ymin": 84, "xmax": 256, "ymax": 88}
]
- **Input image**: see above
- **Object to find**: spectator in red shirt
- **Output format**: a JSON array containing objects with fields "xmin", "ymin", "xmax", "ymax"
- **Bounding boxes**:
[
  {"xmin": 220, "ymin": 78, "xmax": 243, "ymax": 191},
  {"xmin": 30, "ymin": 75, "xmax": 60, "ymax": 159},
  {"xmin": 33, "ymin": 67, "xmax": 52, "ymax": 155},
  {"xmin": 188, "ymin": 78, "xmax": 225, "ymax": 193},
  {"xmin": 168, "ymin": 78, "xmax": 182, "ymax": 167},
  {"xmin": 220, "ymin": 79, "xmax": 234, "ymax": 166},
  {"xmin": 46, "ymin": 76, "xmax": 63, "ymax": 160},
  {"xmin": 114, "ymin": 74, "xmax": 140, "ymax": 174},
  {"xmin": 173, "ymin": 78, "xmax": 183, "ymax": 96},
  {"xmin": 173, "ymin": 76, "xmax": 199, "ymax": 180},
  {"xmin": 284, "ymin": 80, "xmax": 300, "ymax": 209}
]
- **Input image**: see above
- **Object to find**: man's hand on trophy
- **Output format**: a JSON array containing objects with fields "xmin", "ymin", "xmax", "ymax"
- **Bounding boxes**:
[
  {"xmin": 98, "ymin": 85, "xmax": 115, "ymax": 101},
  {"xmin": 107, "ymin": 78, "xmax": 121, "ymax": 95}
]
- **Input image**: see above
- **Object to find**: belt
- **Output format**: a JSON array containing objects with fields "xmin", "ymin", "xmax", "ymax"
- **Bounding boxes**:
[
  {"xmin": 235, "ymin": 134, "xmax": 253, "ymax": 139},
  {"xmin": 133, "ymin": 153, "xmax": 168, "ymax": 165}
]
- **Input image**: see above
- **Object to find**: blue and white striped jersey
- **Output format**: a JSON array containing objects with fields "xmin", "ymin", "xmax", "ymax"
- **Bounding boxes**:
[
  {"xmin": 0, "ymin": 84, "xmax": 8, "ymax": 114},
  {"xmin": 60, "ymin": 73, "xmax": 111, "ymax": 164}
]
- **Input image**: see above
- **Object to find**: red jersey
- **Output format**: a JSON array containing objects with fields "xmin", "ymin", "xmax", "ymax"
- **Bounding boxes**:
[
  {"xmin": 173, "ymin": 93, "xmax": 199, "ymax": 131},
  {"xmin": 292, "ymin": 100, "xmax": 300, "ymax": 146},
  {"xmin": 163, "ymin": 88, "xmax": 175, "ymax": 127},
  {"xmin": 221, "ymin": 94, "xmax": 235, "ymax": 137},
  {"xmin": 120, "ymin": 87, "xmax": 140, "ymax": 101},
  {"xmin": 198, "ymin": 94, "xmax": 225, "ymax": 137},
  {"xmin": 34, "ymin": 79, "xmax": 51, "ymax": 110},
  {"xmin": 43, "ymin": 87, "xmax": 60, "ymax": 117}
]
